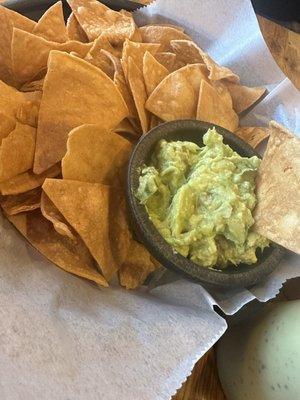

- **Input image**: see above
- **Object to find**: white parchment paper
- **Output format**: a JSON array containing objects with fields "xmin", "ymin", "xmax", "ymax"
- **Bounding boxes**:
[{"xmin": 0, "ymin": 1, "xmax": 299, "ymax": 399}]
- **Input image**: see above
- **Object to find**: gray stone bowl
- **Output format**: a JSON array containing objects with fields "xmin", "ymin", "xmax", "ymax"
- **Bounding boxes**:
[{"xmin": 127, "ymin": 120, "xmax": 285, "ymax": 289}]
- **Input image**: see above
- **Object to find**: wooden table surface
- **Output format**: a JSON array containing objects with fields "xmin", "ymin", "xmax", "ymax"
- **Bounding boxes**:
[{"xmin": 173, "ymin": 16, "xmax": 299, "ymax": 400}]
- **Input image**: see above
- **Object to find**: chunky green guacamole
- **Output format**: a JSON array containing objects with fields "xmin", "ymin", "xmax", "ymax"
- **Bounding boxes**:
[{"xmin": 136, "ymin": 128, "xmax": 269, "ymax": 269}]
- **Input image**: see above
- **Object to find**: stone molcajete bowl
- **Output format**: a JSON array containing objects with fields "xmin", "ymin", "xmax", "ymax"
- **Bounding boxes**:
[{"xmin": 127, "ymin": 120, "xmax": 285, "ymax": 289}]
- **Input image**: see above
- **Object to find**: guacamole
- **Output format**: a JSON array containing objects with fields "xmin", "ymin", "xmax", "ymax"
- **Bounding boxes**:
[{"xmin": 136, "ymin": 128, "xmax": 269, "ymax": 269}]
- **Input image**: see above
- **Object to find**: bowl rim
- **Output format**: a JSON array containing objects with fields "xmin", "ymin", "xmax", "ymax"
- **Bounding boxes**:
[{"xmin": 127, "ymin": 119, "xmax": 285, "ymax": 288}]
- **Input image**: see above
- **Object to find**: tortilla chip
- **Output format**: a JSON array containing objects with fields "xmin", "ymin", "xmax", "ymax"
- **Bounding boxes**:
[
  {"xmin": 0, "ymin": 8, "xmax": 16, "ymax": 86},
  {"xmin": 85, "ymin": 49, "xmax": 115, "ymax": 78},
  {"xmin": 16, "ymin": 91, "xmax": 42, "ymax": 127},
  {"xmin": 225, "ymin": 82, "xmax": 266, "ymax": 114},
  {"xmin": 6, "ymin": 212, "xmax": 27, "ymax": 235},
  {"xmin": 143, "ymin": 51, "xmax": 169, "ymax": 96},
  {"xmin": 33, "ymin": 1, "xmax": 67, "ymax": 43},
  {"xmin": 202, "ymin": 54, "xmax": 239, "ymax": 83},
  {"xmin": 119, "ymin": 240, "xmax": 157, "ymax": 289},
  {"xmin": 147, "ymin": 23, "xmax": 185, "ymax": 32},
  {"xmin": 210, "ymin": 80, "xmax": 233, "ymax": 108},
  {"xmin": 41, "ymin": 192, "xmax": 74, "ymax": 239},
  {"xmin": 84, "ymin": 34, "xmax": 121, "ymax": 78},
  {"xmin": 109, "ymin": 189, "xmax": 132, "ymax": 268},
  {"xmin": 254, "ymin": 121, "xmax": 300, "ymax": 254},
  {"xmin": 11, "ymin": 28, "xmax": 92, "ymax": 83},
  {"xmin": 101, "ymin": 50, "xmax": 122, "ymax": 73},
  {"xmin": 196, "ymin": 79, "xmax": 239, "ymax": 132},
  {"xmin": 234, "ymin": 126, "xmax": 269, "ymax": 148},
  {"xmin": 42, "ymin": 179, "xmax": 131, "ymax": 281},
  {"xmin": 170, "ymin": 39, "xmax": 203, "ymax": 64},
  {"xmin": 0, "ymin": 123, "xmax": 36, "ymax": 181},
  {"xmin": 66, "ymin": 12, "xmax": 88, "ymax": 42},
  {"xmin": 62, "ymin": 124, "xmax": 132, "ymax": 185},
  {"xmin": 87, "ymin": 33, "xmax": 120, "ymax": 58},
  {"xmin": 154, "ymin": 52, "xmax": 176, "ymax": 72},
  {"xmin": 146, "ymin": 64, "xmax": 208, "ymax": 121},
  {"xmin": 0, "ymin": 187, "xmax": 41, "ymax": 215},
  {"xmin": 130, "ymin": 27, "xmax": 142, "ymax": 44},
  {"xmin": 87, "ymin": 49, "xmax": 122, "ymax": 79},
  {"xmin": 139, "ymin": 25, "xmax": 191, "ymax": 52},
  {"xmin": 121, "ymin": 40, "xmax": 160, "ymax": 79},
  {"xmin": 25, "ymin": 209, "xmax": 108, "ymax": 287},
  {"xmin": 0, "ymin": 79, "xmax": 27, "ymax": 118},
  {"xmin": 114, "ymin": 70, "xmax": 138, "ymax": 119},
  {"xmin": 170, "ymin": 39, "xmax": 239, "ymax": 82},
  {"xmin": 0, "ymin": 5, "xmax": 35, "ymax": 32},
  {"xmin": 0, "ymin": 5, "xmax": 36, "ymax": 86},
  {"xmin": 34, "ymin": 51, "xmax": 128, "ymax": 174},
  {"xmin": 127, "ymin": 57, "xmax": 150, "ymax": 134},
  {"xmin": 0, "ymin": 164, "xmax": 61, "ymax": 195},
  {"xmin": 0, "ymin": 112, "xmax": 16, "ymax": 143},
  {"xmin": 67, "ymin": 0, "xmax": 137, "ymax": 44}
]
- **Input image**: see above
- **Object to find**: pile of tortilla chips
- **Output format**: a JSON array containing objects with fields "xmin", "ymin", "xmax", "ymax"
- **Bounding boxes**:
[{"xmin": 0, "ymin": 0, "xmax": 297, "ymax": 289}]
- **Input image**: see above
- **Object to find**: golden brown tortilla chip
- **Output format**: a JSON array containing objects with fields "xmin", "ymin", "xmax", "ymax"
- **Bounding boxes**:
[
  {"xmin": 0, "ymin": 187, "xmax": 41, "ymax": 215},
  {"xmin": 171, "ymin": 39, "xmax": 239, "ymax": 83},
  {"xmin": 225, "ymin": 82, "xmax": 266, "ymax": 114},
  {"xmin": 66, "ymin": 12, "xmax": 89, "ymax": 42},
  {"xmin": 196, "ymin": 79, "xmax": 238, "ymax": 132},
  {"xmin": 119, "ymin": 240, "xmax": 157, "ymax": 289},
  {"xmin": 121, "ymin": 40, "xmax": 161, "ymax": 79},
  {"xmin": 6, "ymin": 212, "xmax": 27, "ymax": 235},
  {"xmin": 234, "ymin": 126, "xmax": 269, "ymax": 148},
  {"xmin": 210, "ymin": 80, "xmax": 233, "ymax": 108},
  {"xmin": 43, "ymin": 179, "xmax": 131, "ymax": 281},
  {"xmin": 139, "ymin": 25, "xmax": 191, "ymax": 52},
  {"xmin": 34, "ymin": 51, "xmax": 128, "ymax": 174},
  {"xmin": 0, "ymin": 123, "xmax": 36, "ymax": 181},
  {"xmin": 41, "ymin": 192, "xmax": 74, "ymax": 239},
  {"xmin": 20, "ymin": 78, "xmax": 44, "ymax": 93},
  {"xmin": 0, "ymin": 79, "xmax": 27, "ymax": 118},
  {"xmin": 62, "ymin": 124, "xmax": 132, "ymax": 185},
  {"xmin": 146, "ymin": 64, "xmax": 208, "ymax": 121},
  {"xmin": 154, "ymin": 52, "xmax": 176, "ymax": 72},
  {"xmin": 0, "ymin": 112, "xmax": 15, "ymax": 143},
  {"xmin": 11, "ymin": 28, "xmax": 92, "ymax": 82},
  {"xmin": 143, "ymin": 51, "xmax": 169, "ymax": 96},
  {"xmin": 33, "ymin": 1, "xmax": 67, "ymax": 43},
  {"xmin": 253, "ymin": 121, "xmax": 300, "ymax": 254},
  {"xmin": 85, "ymin": 49, "xmax": 115, "ymax": 78},
  {"xmin": 114, "ymin": 70, "xmax": 138, "ymax": 119},
  {"xmin": 0, "ymin": 5, "xmax": 36, "ymax": 86},
  {"xmin": 67, "ymin": 0, "xmax": 137, "ymax": 44},
  {"xmin": 16, "ymin": 91, "xmax": 42, "ymax": 127},
  {"xmin": 0, "ymin": 5, "xmax": 35, "ymax": 32},
  {"xmin": 84, "ymin": 34, "xmax": 121, "ymax": 78},
  {"xmin": 25, "ymin": 209, "xmax": 109, "ymax": 287},
  {"xmin": 101, "ymin": 50, "xmax": 123, "ymax": 73},
  {"xmin": 147, "ymin": 23, "xmax": 185, "ymax": 32},
  {"xmin": 87, "ymin": 32, "xmax": 120, "ymax": 58},
  {"xmin": 0, "ymin": 8, "xmax": 16, "ymax": 86},
  {"xmin": 0, "ymin": 163, "xmax": 61, "ymax": 195},
  {"xmin": 170, "ymin": 39, "xmax": 203, "ymax": 64},
  {"xmin": 202, "ymin": 53, "xmax": 239, "ymax": 83},
  {"xmin": 127, "ymin": 57, "xmax": 150, "ymax": 134}
]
